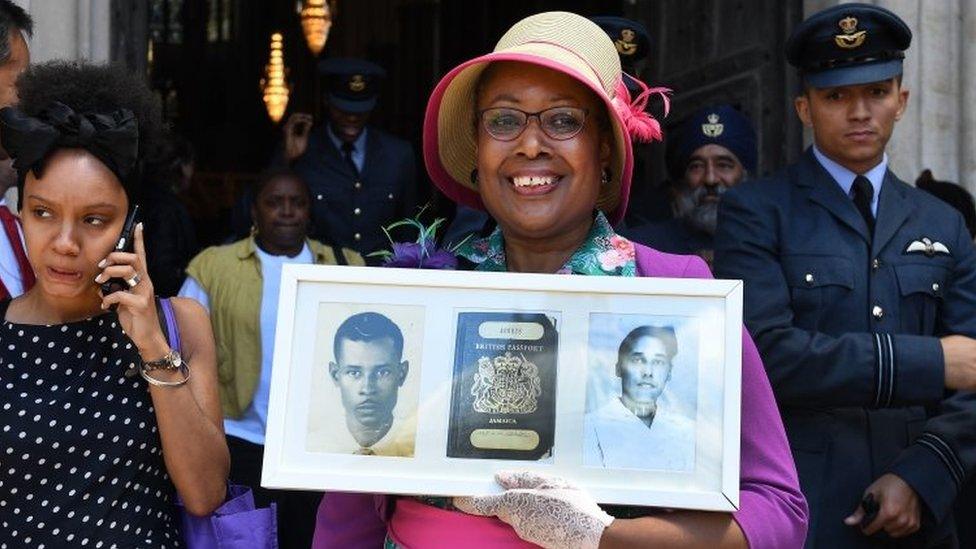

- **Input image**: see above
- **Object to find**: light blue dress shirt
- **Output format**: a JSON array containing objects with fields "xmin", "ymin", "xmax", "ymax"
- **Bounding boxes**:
[
  {"xmin": 326, "ymin": 125, "xmax": 368, "ymax": 174},
  {"xmin": 178, "ymin": 243, "xmax": 313, "ymax": 445},
  {"xmin": 812, "ymin": 145, "xmax": 888, "ymax": 216}
]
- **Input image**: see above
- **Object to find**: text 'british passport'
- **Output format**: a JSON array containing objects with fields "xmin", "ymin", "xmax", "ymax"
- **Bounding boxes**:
[{"xmin": 447, "ymin": 311, "xmax": 558, "ymax": 460}]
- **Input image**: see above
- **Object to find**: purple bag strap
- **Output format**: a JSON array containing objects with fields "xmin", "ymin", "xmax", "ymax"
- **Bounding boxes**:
[{"xmin": 157, "ymin": 297, "xmax": 182, "ymax": 353}]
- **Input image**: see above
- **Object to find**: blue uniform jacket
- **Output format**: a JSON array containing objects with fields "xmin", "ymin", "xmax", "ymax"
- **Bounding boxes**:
[
  {"xmin": 714, "ymin": 149, "xmax": 976, "ymax": 548},
  {"xmin": 291, "ymin": 124, "xmax": 417, "ymax": 258}
]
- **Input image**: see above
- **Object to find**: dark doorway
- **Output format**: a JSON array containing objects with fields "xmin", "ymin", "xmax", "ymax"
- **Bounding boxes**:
[
  {"xmin": 629, "ymin": 0, "xmax": 804, "ymax": 222},
  {"xmin": 111, "ymin": 0, "xmax": 802, "ymax": 245}
]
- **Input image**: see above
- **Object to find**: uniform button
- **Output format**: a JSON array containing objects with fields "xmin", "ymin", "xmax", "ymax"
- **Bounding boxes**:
[
  {"xmin": 872, "ymin": 305, "xmax": 884, "ymax": 320},
  {"xmin": 316, "ymin": 194, "xmax": 323, "ymax": 201},
  {"xmin": 871, "ymin": 258, "xmax": 880, "ymax": 270},
  {"xmin": 804, "ymin": 273, "xmax": 814, "ymax": 286},
  {"xmin": 388, "ymin": 193, "xmax": 394, "ymax": 200},
  {"xmin": 353, "ymin": 207, "xmax": 361, "ymax": 215},
  {"xmin": 354, "ymin": 233, "xmax": 361, "ymax": 241},
  {"xmin": 354, "ymin": 182, "xmax": 362, "ymax": 190},
  {"xmin": 932, "ymin": 282, "xmax": 941, "ymax": 293}
]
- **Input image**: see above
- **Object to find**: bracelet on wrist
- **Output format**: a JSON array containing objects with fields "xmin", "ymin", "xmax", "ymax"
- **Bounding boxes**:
[
  {"xmin": 143, "ymin": 349, "xmax": 182, "ymax": 371},
  {"xmin": 140, "ymin": 350, "xmax": 190, "ymax": 387}
]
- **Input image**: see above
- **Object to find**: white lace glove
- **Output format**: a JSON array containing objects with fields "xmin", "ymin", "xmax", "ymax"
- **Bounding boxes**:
[{"xmin": 453, "ymin": 471, "xmax": 614, "ymax": 549}]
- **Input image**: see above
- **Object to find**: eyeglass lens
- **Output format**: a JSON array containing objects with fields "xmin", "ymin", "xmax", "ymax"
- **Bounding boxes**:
[{"xmin": 481, "ymin": 107, "xmax": 587, "ymax": 141}]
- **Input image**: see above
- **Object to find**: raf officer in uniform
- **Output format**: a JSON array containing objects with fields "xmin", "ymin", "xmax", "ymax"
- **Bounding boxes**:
[
  {"xmin": 282, "ymin": 58, "xmax": 417, "ymax": 259},
  {"xmin": 715, "ymin": 4, "xmax": 976, "ymax": 547},
  {"xmin": 625, "ymin": 104, "xmax": 756, "ymax": 267}
]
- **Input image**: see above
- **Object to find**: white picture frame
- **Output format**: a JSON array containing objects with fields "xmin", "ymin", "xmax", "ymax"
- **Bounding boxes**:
[{"xmin": 262, "ymin": 264, "xmax": 743, "ymax": 511}]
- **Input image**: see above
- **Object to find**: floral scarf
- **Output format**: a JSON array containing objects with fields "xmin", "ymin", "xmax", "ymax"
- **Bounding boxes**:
[{"xmin": 455, "ymin": 212, "xmax": 636, "ymax": 276}]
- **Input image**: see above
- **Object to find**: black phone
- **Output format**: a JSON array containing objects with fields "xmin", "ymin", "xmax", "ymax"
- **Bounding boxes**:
[
  {"xmin": 99, "ymin": 204, "xmax": 141, "ymax": 296},
  {"xmin": 859, "ymin": 493, "xmax": 880, "ymax": 529}
]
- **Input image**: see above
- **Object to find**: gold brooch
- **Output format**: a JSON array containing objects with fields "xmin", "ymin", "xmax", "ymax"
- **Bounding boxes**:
[
  {"xmin": 701, "ymin": 113, "xmax": 724, "ymax": 137},
  {"xmin": 348, "ymin": 74, "xmax": 366, "ymax": 92},
  {"xmin": 614, "ymin": 28, "xmax": 638, "ymax": 56},
  {"xmin": 834, "ymin": 16, "xmax": 867, "ymax": 49}
]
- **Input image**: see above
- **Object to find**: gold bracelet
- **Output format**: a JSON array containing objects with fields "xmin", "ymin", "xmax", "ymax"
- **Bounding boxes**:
[{"xmin": 140, "ymin": 360, "xmax": 191, "ymax": 387}]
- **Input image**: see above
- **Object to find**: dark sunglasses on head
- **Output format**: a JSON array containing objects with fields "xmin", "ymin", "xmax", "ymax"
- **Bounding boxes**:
[{"xmin": 479, "ymin": 106, "xmax": 589, "ymax": 141}]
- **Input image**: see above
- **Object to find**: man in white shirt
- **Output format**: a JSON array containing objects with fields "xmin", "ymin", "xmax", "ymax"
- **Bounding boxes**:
[
  {"xmin": 323, "ymin": 311, "xmax": 415, "ymax": 457},
  {"xmin": 584, "ymin": 325, "xmax": 695, "ymax": 471}
]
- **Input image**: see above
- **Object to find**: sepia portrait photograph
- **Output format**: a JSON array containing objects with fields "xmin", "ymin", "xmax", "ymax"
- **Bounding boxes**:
[
  {"xmin": 305, "ymin": 303, "xmax": 424, "ymax": 457},
  {"xmin": 583, "ymin": 313, "xmax": 699, "ymax": 472}
]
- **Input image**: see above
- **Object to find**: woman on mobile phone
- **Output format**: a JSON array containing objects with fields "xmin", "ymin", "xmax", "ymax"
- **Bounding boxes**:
[{"xmin": 0, "ymin": 61, "xmax": 228, "ymax": 548}]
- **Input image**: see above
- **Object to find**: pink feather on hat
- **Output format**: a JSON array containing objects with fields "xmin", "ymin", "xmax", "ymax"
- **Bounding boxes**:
[{"xmin": 611, "ymin": 75, "xmax": 670, "ymax": 144}]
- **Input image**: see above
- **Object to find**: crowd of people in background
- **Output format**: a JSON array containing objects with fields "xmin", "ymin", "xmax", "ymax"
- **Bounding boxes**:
[{"xmin": 2, "ymin": 1, "xmax": 976, "ymax": 548}]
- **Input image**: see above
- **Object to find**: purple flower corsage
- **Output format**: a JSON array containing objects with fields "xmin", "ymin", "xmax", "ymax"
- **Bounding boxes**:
[{"xmin": 370, "ymin": 213, "xmax": 469, "ymax": 270}]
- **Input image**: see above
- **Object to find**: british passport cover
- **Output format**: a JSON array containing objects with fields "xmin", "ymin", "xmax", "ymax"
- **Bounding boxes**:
[{"xmin": 447, "ymin": 311, "xmax": 558, "ymax": 460}]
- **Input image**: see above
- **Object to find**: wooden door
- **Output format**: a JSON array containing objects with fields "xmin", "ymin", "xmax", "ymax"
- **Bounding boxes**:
[{"xmin": 624, "ymin": 0, "xmax": 804, "ymax": 223}]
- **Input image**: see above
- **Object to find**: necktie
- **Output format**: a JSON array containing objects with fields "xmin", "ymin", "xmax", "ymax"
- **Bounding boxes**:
[
  {"xmin": 341, "ymin": 142, "xmax": 359, "ymax": 177},
  {"xmin": 0, "ymin": 205, "xmax": 34, "ymax": 299},
  {"xmin": 851, "ymin": 175, "xmax": 875, "ymax": 235}
]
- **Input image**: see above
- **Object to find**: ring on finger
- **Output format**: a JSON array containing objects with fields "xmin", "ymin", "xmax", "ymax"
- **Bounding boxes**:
[{"xmin": 125, "ymin": 273, "xmax": 141, "ymax": 288}]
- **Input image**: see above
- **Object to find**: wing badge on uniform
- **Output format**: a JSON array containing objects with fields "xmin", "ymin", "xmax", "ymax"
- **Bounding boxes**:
[{"xmin": 904, "ymin": 237, "xmax": 951, "ymax": 257}]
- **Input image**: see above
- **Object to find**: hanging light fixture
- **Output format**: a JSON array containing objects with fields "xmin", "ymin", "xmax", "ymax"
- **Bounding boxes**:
[
  {"xmin": 260, "ymin": 32, "xmax": 290, "ymax": 123},
  {"xmin": 300, "ymin": 0, "xmax": 332, "ymax": 56}
]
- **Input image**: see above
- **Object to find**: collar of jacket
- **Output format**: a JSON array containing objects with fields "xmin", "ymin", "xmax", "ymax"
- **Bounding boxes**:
[
  {"xmin": 236, "ymin": 235, "xmax": 333, "ymax": 263},
  {"xmin": 795, "ymin": 147, "xmax": 913, "ymax": 254}
]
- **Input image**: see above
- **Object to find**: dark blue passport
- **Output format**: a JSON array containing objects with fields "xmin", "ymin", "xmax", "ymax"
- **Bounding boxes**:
[{"xmin": 447, "ymin": 311, "xmax": 558, "ymax": 460}]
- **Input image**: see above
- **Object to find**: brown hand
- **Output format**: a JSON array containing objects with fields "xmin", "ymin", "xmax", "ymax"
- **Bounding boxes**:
[
  {"xmin": 843, "ymin": 473, "xmax": 921, "ymax": 538},
  {"xmin": 283, "ymin": 112, "xmax": 314, "ymax": 162},
  {"xmin": 942, "ymin": 335, "xmax": 976, "ymax": 390},
  {"xmin": 96, "ymin": 223, "xmax": 168, "ymax": 361}
]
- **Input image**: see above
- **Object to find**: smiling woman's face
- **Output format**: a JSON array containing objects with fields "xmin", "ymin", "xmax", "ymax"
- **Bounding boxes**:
[
  {"xmin": 475, "ymin": 62, "xmax": 610, "ymax": 242},
  {"xmin": 20, "ymin": 148, "xmax": 128, "ymax": 300}
]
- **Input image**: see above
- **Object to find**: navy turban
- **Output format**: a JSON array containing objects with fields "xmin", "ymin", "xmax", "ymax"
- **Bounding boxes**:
[{"xmin": 667, "ymin": 104, "xmax": 757, "ymax": 179}]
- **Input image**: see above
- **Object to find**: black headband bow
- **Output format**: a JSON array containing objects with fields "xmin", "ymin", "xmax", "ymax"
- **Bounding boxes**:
[{"xmin": 0, "ymin": 101, "xmax": 139, "ymax": 199}]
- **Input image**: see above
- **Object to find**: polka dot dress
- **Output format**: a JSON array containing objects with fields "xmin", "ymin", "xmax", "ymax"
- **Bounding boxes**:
[{"xmin": 0, "ymin": 312, "xmax": 182, "ymax": 548}]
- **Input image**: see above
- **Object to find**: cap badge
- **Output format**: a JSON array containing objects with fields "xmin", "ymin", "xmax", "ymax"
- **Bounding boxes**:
[
  {"xmin": 834, "ymin": 16, "xmax": 867, "ymax": 49},
  {"xmin": 701, "ymin": 113, "xmax": 724, "ymax": 138},
  {"xmin": 615, "ymin": 28, "xmax": 638, "ymax": 56},
  {"xmin": 349, "ymin": 74, "xmax": 366, "ymax": 92}
]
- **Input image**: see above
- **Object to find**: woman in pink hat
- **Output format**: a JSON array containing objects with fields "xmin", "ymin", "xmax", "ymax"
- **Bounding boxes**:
[{"xmin": 313, "ymin": 12, "xmax": 807, "ymax": 549}]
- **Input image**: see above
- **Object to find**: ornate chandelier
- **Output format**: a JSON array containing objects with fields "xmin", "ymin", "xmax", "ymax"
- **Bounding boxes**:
[
  {"xmin": 300, "ymin": 0, "xmax": 332, "ymax": 56},
  {"xmin": 261, "ymin": 33, "xmax": 290, "ymax": 123}
]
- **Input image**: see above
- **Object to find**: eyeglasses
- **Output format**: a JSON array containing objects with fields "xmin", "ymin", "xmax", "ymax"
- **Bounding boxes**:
[{"xmin": 478, "ymin": 106, "xmax": 589, "ymax": 141}]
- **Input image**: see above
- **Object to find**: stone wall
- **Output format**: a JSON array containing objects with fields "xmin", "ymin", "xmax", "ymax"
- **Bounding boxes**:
[{"xmin": 14, "ymin": 0, "xmax": 111, "ymax": 63}]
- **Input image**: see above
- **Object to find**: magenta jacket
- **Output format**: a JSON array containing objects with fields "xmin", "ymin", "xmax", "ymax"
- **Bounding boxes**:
[{"xmin": 312, "ymin": 245, "xmax": 808, "ymax": 548}]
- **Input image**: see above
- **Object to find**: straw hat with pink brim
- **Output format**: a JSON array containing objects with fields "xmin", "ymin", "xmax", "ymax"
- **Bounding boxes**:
[{"xmin": 423, "ymin": 11, "xmax": 668, "ymax": 225}]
